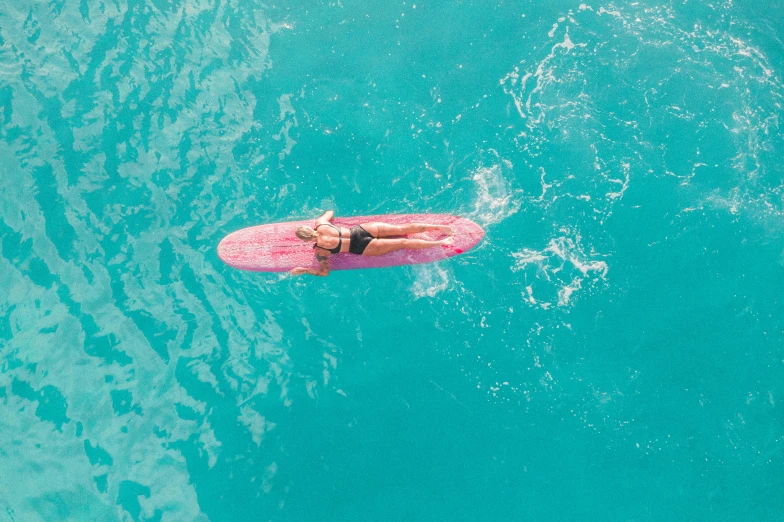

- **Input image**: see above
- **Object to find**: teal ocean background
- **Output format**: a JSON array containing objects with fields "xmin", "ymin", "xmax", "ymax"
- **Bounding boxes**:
[{"xmin": 2, "ymin": 0, "xmax": 784, "ymax": 519}]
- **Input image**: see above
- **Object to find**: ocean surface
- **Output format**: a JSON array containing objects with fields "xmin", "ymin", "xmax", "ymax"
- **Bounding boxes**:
[{"xmin": 1, "ymin": 0, "xmax": 783, "ymax": 520}]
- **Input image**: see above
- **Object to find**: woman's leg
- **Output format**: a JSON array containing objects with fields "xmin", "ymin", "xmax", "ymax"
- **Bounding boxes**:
[
  {"xmin": 362, "ymin": 237, "xmax": 452, "ymax": 256},
  {"xmin": 360, "ymin": 222, "xmax": 453, "ymax": 238}
]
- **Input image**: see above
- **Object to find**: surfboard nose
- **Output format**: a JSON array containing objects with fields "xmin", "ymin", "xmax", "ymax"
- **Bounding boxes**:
[
  {"xmin": 217, "ymin": 231, "xmax": 244, "ymax": 267},
  {"xmin": 217, "ymin": 237, "xmax": 228, "ymax": 258}
]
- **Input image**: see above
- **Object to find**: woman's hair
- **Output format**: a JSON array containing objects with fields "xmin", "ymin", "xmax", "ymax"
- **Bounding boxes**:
[{"xmin": 295, "ymin": 226, "xmax": 318, "ymax": 241}]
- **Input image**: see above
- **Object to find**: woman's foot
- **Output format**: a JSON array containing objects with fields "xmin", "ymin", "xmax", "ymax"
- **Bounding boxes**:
[{"xmin": 440, "ymin": 236, "xmax": 454, "ymax": 246}]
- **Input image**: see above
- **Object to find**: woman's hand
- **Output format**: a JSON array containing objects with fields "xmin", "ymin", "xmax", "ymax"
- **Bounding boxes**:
[
  {"xmin": 291, "ymin": 247, "xmax": 331, "ymax": 277},
  {"xmin": 316, "ymin": 210, "xmax": 334, "ymax": 225}
]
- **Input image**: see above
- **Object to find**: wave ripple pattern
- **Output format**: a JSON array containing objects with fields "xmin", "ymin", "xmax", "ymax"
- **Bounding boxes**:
[
  {"xmin": 1, "ymin": 0, "xmax": 784, "ymax": 520},
  {"xmin": 1, "ymin": 1, "xmax": 286, "ymax": 519}
]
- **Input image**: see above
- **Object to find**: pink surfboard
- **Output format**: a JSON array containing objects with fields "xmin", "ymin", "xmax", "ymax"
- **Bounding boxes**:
[{"xmin": 217, "ymin": 214, "xmax": 484, "ymax": 272}]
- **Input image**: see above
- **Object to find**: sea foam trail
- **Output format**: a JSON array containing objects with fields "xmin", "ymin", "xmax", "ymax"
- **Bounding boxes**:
[
  {"xmin": 512, "ymin": 233, "xmax": 608, "ymax": 310},
  {"xmin": 501, "ymin": 1, "xmax": 784, "ymax": 230}
]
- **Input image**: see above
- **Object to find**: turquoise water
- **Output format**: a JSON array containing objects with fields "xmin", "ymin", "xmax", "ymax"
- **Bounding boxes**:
[{"xmin": 1, "ymin": 0, "xmax": 784, "ymax": 519}]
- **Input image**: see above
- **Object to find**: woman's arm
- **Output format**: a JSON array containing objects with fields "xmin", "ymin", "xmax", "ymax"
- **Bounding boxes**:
[
  {"xmin": 315, "ymin": 210, "xmax": 334, "ymax": 225},
  {"xmin": 290, "ymin": 249, "xmax": 331, "ymax": 277}
]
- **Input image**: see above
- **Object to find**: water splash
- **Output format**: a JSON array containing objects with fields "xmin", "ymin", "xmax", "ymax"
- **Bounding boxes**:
[
  {"xmin": 411, "ymin": 263, "xmax": 451, "ymax": 299},
  {"xmin": 469, "ymin": 157, "xmax": 522, "ymax": 227}
]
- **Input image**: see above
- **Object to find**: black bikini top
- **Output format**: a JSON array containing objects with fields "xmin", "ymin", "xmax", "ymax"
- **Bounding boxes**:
[{"xmin": 314, "ymin": 223, "xmax": 342, "ymax": 254}]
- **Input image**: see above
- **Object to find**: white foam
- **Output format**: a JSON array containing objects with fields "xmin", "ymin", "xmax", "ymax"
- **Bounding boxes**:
[
  {"xmin": 598, "ymin": 7, "xmax": 623, "ymax": 18},
  {"xmin": 512, "ymin": 249, "xmax": 549, "ymax": 270},
  {"xmin": 411, "ymin": 263, "xmax": 451, "ymax": 299},
  {"xmin": 470, "ymin": 161, "xmax": 522, "ymax": 226},
  {"xmin": 512, "ymin": 232, "xmax": 608, "ymax": 309},
  {"xmin": 557, "ymin": 277, "xmax": 583, "ymax": 306}
]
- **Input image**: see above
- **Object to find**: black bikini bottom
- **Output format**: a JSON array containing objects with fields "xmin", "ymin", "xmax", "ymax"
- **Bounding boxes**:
[{"xmin": 349, "ymin": 225, "xmax": 375, "ymax": 254}]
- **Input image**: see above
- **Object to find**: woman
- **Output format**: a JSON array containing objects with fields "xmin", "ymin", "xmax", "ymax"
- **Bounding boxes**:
[{"xmin": 290, "ymin": 211, "xmax": 453, "ymax": 277}]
